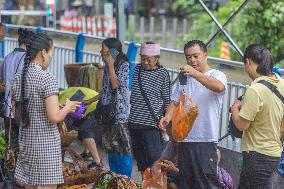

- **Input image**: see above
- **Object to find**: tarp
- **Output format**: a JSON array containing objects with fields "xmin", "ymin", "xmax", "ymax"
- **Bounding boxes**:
[
  {"xmin": 59, "ymin": 87, "xmax": 98, "ymax": 116},
  {"xmin": 126, "ymin": 41, "xmax": 138, "ymax": 90}
]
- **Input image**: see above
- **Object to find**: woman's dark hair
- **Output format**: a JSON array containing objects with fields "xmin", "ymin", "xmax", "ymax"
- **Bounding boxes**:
[
  {"xmin": 21, "ymin": 32, "xmax": 53, "ymax": 126},
  {"xmin": 102, "ymin": 38, "xmax": 128, "ymax": 66},
  {"xmin": 243, "ymin": 44, "xmax": 273, "ymax": 76},
  {"xmin": 18, "ymin": 28, "xmax": 33, "ymax": 46}
]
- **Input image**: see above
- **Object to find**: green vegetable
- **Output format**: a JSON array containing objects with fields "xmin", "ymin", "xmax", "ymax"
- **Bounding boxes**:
[{"xmin": 0, "ymin": 133, "xmax": 6, "ymax": 159}]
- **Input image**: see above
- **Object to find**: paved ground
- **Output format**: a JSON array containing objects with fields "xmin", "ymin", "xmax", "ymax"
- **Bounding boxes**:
[{"xmin": 69, "ymin": 139, "xmax": 142, "ymax": 183}]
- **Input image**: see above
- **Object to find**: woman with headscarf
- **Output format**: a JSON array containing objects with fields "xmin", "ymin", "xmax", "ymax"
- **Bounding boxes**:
[{"xmin": 128, "ymin": 42, "xmax": 171, "ymax": 175}]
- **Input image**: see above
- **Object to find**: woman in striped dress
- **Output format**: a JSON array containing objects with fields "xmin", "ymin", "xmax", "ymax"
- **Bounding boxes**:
[
  {"xmin": 128, "ymin": 42, "xmax": 171, "ymax": 174},
  {"xmin": 12, "ymin": 32, "xmax": 80, "ymax": 189}
]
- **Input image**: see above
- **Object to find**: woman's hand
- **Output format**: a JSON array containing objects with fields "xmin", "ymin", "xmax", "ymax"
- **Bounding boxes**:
[
  {"xmin": 103, "ymin": 52, "xmax": 115, "ymax": 67},
  {"xmin": 65, "ymin": 98, "xmax": 81, "ymax": 112}
]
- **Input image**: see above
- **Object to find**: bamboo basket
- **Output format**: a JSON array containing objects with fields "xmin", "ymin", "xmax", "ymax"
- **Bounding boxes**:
[
  {"xmin": 59, "ymin": 122, "xmax": 78, "ymax": 147},
  {"xmin": 64, "ymin": 63, "xmax": 103, "ymax": 91},
  {"xmin": 58, "ymin": 148, "xmax": 101, "ymax": 188}
]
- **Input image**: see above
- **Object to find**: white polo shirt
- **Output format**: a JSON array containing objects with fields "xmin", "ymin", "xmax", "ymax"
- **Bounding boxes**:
[{"xmin": 171, "ymin": 69, "xmax": 227, "ymax": 142}]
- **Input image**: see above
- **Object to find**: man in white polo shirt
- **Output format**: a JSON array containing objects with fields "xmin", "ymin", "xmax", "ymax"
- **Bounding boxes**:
[{"xmin": 160, "ymin": 40, "xmax": 227, "ymax": 189}]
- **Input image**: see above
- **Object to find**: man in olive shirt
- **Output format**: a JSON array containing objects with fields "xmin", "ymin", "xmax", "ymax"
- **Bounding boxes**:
[{"xmin": 231, "ymin": 44, "xmax": 284, "ymax": 189}]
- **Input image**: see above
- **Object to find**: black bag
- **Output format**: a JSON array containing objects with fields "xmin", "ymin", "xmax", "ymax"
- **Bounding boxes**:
[
  {"xmin": 94, "ymin": 62, "xmax": 123, "ymax": 125},
  {"xmin": 227, "ymin": 95, "xmax": 244, "ymax": 140},
  {"xmin": 94, "ymin": 93, "xmax": 117, "ymax": 125}
]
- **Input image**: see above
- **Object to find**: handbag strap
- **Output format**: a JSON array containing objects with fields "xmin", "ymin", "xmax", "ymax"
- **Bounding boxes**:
[
  {"xmin": 138, "ymin": 65, "xmax": 161, "ymax": 123},
  {"xmin": 8, "ymin": 114, "xmax": 12, "ymax": 150},
  {"xmin": 258, "ymin": 80, "xmax": 284, "ymax": 104},
  {"xmin": 258, "ymin": 80, "xmax": 284, "ymax": 133}
]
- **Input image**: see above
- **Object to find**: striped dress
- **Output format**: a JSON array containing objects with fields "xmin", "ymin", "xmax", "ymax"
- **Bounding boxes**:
[{"xmin": 129, "ymin": 64, "xmax": 170, "ymax": 128}]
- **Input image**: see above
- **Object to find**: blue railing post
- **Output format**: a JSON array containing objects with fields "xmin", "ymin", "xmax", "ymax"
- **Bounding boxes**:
[
  {"xmin": 75, "ymin": 33, "xmax": 85, "ymax": 63},
  {"xmin": 36, "ymin": 27, "xmax": 43, "ymax": 33},
  {"xmin": 1, "ymin": 42, "xmax": 4, "ymax": 59},
  {"xmin": 126, "ymin": 41, "xmax": 138, "ymax": 90}
]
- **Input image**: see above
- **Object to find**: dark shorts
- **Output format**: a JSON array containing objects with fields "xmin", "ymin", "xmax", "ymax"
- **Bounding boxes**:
[
  {"xmin": 178, "ymin": 142, "xmax": 219, "ymax": 189},
  {"xmin": 129, "ymin": 127, "xmax": 164, "ymax": 172},
  {"xmin": 238, "ymin": 151, "xmax": 280, "ymax": 189},
  {"xmin": 72, "ymin": 113, "xmax": 100, "ymax": 142}
]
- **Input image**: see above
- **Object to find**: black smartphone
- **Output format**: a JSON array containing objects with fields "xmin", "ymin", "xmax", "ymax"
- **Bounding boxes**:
[
  {"xmin": 178, "ymin": 72, "xmax": 187, "ymax": 85},
  {"xmin": 69, "ymin": 89, "xmax": 85, "ymax": 102}
]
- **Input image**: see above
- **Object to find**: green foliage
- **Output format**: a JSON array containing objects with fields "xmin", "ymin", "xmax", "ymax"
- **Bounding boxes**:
[
  {"xmin": 240, "ymin": 0, "xmax": 284, "ymax": 63},
  {"xmin": 172, "ymin": 0, "xmax": 284, "ymax": 64},
  {"xmin": 0, "ymin": 133, "xmax": 6, "ymax": 159}
]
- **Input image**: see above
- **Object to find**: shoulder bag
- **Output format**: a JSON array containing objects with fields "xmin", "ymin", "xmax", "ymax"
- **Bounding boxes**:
[{"xmin": 94, "ymin": 62, "xmax": 123, "ymax": 125}]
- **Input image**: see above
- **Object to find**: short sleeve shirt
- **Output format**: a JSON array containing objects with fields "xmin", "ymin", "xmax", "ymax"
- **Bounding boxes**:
[
  {"xmin": 239, "ymin": 75, "xmax": 284, "ymax": 157},
  {"xmin": 171, "ymin": 69, "xmax": 227, "ymax": 142},
  {"xmin": 101, "ymin": 61, "xmax": 130, "ymax": 124}
]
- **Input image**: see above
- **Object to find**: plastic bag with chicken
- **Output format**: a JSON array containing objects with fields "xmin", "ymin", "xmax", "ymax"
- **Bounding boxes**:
[
  {"xmin": 142, "ymin": 163, "xmax": 167, "ymax": 189},
  {"xmin": 172, "ymin": 93, "xmax": 198, "ymax": 142}
]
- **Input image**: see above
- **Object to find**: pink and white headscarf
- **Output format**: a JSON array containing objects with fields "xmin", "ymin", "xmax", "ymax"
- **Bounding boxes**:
[{"xmin": 140, "ymin": 43, "xmax": 160, "ymax": 56}]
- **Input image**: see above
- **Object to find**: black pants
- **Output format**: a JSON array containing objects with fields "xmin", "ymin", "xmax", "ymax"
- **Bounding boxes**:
[
  {"xmin": 238, "ymin": 151, "xmax": 280, "ymax": 189},
  {"xmin": 129, "ymin": 128, "xmax": 164, "ymax": 172},
  {"xmin": 178, "ymin": 142, "xmax": 219, "ymax": 189}
]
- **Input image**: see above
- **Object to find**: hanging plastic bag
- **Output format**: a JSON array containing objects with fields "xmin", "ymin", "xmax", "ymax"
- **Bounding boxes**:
[
  {"xmin": 172, "ymin": 93, "xmax": 199, "ymax": 142},
  {"xmin": 142, "ymin": 163, "xmax": 167, "ymax": 189}
]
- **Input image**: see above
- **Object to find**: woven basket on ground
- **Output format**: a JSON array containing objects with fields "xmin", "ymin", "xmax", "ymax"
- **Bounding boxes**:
[
  {"xmin": 57, "ymin": 184, "xmax": 88, "ymax": 189},
  {"xmin": 58, "ymin": 148, "xmax": 101, "ymax": 188},
  {"xmin": 59, "ymin": 122, "xmax": 78, "ymax": 147}
]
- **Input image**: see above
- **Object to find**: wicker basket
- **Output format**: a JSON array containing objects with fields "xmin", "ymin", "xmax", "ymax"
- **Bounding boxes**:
[
  {"xmin": 59, "ymin": 122, "xmax": 78, "ymax": 147},
  {"xmin": 59, "ymin": 148, "xmax": 101, "ymax": 188},
  {"xmin": 61, "ymin": 132, "xmax": 78, "ymax": 147},
  {"xmin": 64, "ymin": 63, "xmax": 103, "ymax": 89},
  {"xmin": 57, "ymin": 184, "xmax": 88, "ymax": 189}
]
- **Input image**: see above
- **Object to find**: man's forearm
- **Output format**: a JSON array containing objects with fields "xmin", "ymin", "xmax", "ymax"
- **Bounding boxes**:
[{"xmin": 193, "ymin": 72, "xmax": 225, "ymax": 93}]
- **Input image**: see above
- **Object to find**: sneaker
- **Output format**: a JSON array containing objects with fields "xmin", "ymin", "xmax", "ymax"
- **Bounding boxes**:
[
  {"xmin": 80, "ymin": 152, "xmax": 93, "ymax": 161},
  {"xmin": 87, "ymin": 161, "xmax": 104, "ymax": 170}
]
